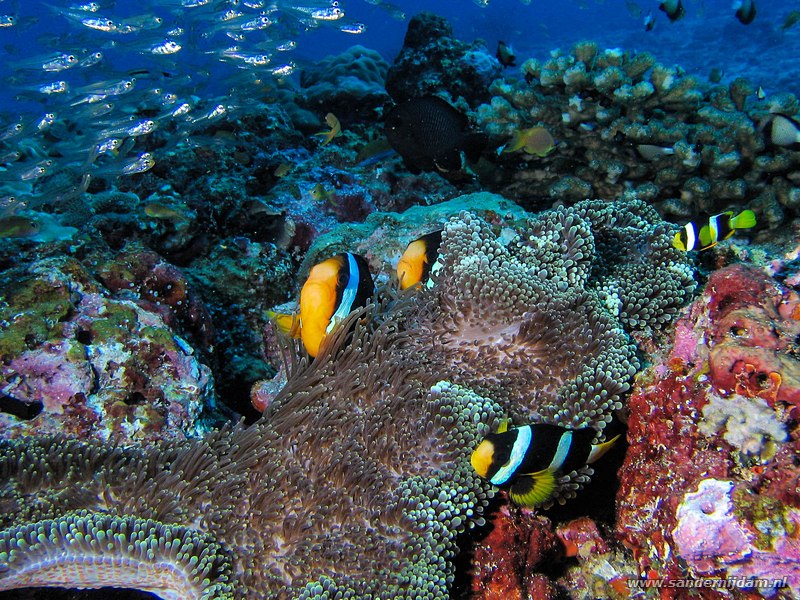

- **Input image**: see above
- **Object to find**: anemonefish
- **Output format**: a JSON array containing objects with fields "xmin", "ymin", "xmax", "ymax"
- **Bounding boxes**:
[
  {"xmin": 733, "ymin": 0, "xmax": 756, "ymax": 25},
  {"xmin": 659, "ymin": 0, "xmax": 685, "ymax": 22},
  {"xmin": 396, "ymin": 230, "xmax": 443, "ymax": 290},
  {"xmin": 471, "ymin": 420, "xmax": 619, "ymax": 508},
  {"xmin": 299, "ymin": 252, "xmax": 374, "ymax": 357},
  {"xmin": 672, "ymin": 210, "xmax": 756, "ymax": 252}
]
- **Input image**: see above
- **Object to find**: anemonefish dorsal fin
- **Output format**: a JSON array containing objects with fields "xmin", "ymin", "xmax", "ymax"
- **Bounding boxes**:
[
  {"xmin": 508, "ymin": 470, "xmax": 557, "ymax": 508},
  {"xmin": 730, "ymin": 209, "xmax": 756, "ymax": 230},
  {"xmin": 497, "ymin": 418, "xmax": 512, "ymax": 433},
  {"xmin": 586, "ymin": 434, "xmax": 621, "ymax": 464}
]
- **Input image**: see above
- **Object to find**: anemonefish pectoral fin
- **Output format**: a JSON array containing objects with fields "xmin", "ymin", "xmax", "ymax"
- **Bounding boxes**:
[
  {"xmin": 697, "ymin": 224, "xmax": 715, "ymax": 249},
  {"xmin": 497, "ymin": 418, "xmax": 512, "ymax": 433},
  {"xmin": 508, "ymin": 470, "xmax": 557, "ymax": 508},
  {"xmin": 586, "ymin": 434, "xmax": 621, "ymax": 464},
  {"xmin": 266, "ymin": 310, "xmax": 301, "ymax": 339}
]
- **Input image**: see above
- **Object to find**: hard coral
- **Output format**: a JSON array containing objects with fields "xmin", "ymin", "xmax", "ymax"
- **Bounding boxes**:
[
  {"xmin": 479, "ymin": 41, "xmax": 800, "ymax": 231},
  {"xmin": 385, "ymin": 13, "xmax": 501, "ymax": 107},
  {"xmin": 299, "ymin": 45, "xmax": 390, "ymax": 121}
]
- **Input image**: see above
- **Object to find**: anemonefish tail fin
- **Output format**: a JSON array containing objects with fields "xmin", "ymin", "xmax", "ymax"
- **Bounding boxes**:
[
  {"xmin": 730, "ymin": 209, "xmax": 756, "ymax": 230},
  {"xmin": 508, "ymin": 470, "xmax": 557, "ymax": 508},
  {"xmin": 497, "ymin": 418, "xmax": 512, "ymax": 433},
  {"xmin": 587, "ymin": 434, "xmax": 621, "ymax": 464}
]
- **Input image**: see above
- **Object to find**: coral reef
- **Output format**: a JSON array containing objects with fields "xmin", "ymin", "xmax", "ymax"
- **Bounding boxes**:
[
  {"xmin": 299, "ymin": 45, "xmax": 390, "ymax": 121},
  {"xmin": 0, "ymin": 197, "xmax": 695, "ymax": 598},
  {"xmin": 617, "ymin": 263, "xmax": 800, "ymax": 596},
  {"xmin": 0, "ymin": 257, "xmax": 220, "ymax": 443},
  {"xmin": 476, "ymin": 41, "xmax": 800, "ymax": 230},
  {"xmin": 385, "ymin": 12, "xmax": 502, "ymax": 107}
]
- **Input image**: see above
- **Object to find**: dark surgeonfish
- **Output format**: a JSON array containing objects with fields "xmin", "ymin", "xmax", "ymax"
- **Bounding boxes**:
[{"xmin": 384, "ymin": 96, "xmax": 487, "ymax": 175}]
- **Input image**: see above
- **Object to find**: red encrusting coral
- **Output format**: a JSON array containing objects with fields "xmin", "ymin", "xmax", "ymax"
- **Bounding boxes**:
[
  {"xmin": 470, "ymin": 504, "xmax": 560, "ymax": 600},
  {"xmin": 617, "ymin": 263, "xmax": 800, "ymax": 593}
]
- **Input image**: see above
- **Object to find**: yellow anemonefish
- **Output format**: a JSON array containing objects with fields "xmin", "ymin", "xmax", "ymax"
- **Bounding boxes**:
[
  {"xmin": 659, "ymin": 0, "xmax": 685, "ymax": 22},
  {"xmin": 471, "ymin": 420, "xmax": 619, "ymax": 508},
  {"xmin": 396, "ymin": 230, "xmax": 443, "ymax": 290},
  {"xmin": 313, "ymin": 112, "xmax": 342, "ymax": 146},
  {"xmin": 672, "ymin": 209, "xmax": 756, "ymax": 252},
  {"xmin": 299, "ymin": 252, "xmax": 374, "ymax": 357}
]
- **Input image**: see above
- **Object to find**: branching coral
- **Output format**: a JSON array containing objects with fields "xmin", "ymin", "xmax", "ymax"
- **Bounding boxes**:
[{"xmin": 0, "ymin": 200, "xmax": 695, "ymax": 598}]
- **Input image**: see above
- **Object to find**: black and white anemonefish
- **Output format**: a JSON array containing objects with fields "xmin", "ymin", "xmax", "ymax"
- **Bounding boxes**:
[
  {"xmin": 396, "ymin": 230, "xmax": 443, "ymax": 290},
  {"xmin": 672, "ymin": 209, "xmax": 756, "ymax": 252},
  {"xmin": 471, "ymin": 420, "xmax": 619, "ymax": 508}
]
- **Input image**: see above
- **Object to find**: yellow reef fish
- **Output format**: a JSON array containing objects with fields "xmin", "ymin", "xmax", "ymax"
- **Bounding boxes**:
[
  {"xmin": 0, "ymin": 215, "xmax": 40, "ymax": 239},
  {"xmin": 144, "ymin": 203, "xmax": 190, "ymax": 222},
  {"xmin": 310, "ymin": 182, "xmax": 336, "ymax": 204},
  {"xmin": 313, "ymin": 112, "xmax": 341, "ymax": 146},
  {"xmin": 502, "ymin": 126, "xmax": 556, "ymax": 157}
]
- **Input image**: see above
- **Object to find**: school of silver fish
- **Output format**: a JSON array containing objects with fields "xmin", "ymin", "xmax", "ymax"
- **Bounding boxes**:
[{"xmin": 0, "ymin": 0, "xmax": 407, "ymax": 218}]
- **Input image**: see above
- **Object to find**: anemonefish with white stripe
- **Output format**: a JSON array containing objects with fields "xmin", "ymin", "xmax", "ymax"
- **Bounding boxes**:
[
  {"xmin": 672, "ymin": 210, "xmax": 756, "ymax": 252},
  {"xmin": 298, "ymin": 252, "xmax": 374, "ymax": 357},
  {"xmin": 396, "ymin": 230, "xmax": 443, "ymax": 290},
  {"xmin": 471, "ymin": 420, "xmax": 619, "ymax": 508}
]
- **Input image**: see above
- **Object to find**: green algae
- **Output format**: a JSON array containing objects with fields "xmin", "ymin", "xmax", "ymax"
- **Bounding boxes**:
[
  {"xmin": 732, "ymin": 486, "xmax": 796, "ymax": 550},
  {"xmin": 0, "ymin": 276, "xmax": 73, "ymax": 359}
]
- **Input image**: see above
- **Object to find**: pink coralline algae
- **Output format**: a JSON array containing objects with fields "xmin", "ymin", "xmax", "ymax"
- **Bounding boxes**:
[
  {"xmin": 617, "ymin": 263, "xmax": 800, "ymax": 596},
  {"xmin": 672, "ymin": 478, "xmax": 800, "ymax": 592},
  {"xmin": 0, "ymin": 256, "xmax": 217, "ymax": 443}
]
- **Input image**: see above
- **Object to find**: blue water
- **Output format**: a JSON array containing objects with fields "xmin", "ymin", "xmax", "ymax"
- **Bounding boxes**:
[{"xmin": 0, "ymin": 0, "xmax": 797, "ymax": 203}]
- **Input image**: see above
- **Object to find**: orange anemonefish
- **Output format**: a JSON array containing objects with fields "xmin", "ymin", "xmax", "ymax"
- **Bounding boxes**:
[
  {"xmin": 471, "ymin": 420, "xmax": 619, "ymax": 508},
  {"xmin": 672, "ymin": 209, "xmax": 756, "ymax": 252},
  {"xmin": 299, "ymin": 252, "xmax": 374, "ymax": 357},
  {"xmin": 396, "ymin": 230, "xmax": 443, "ymax": 290}
]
